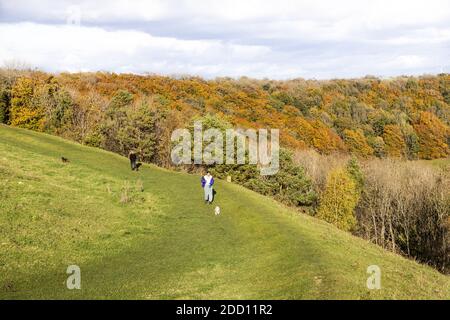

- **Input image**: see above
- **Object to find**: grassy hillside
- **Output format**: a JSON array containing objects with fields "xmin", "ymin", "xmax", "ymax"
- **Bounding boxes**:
[
  {"xmin": 0, "ymin": 125, "xmax": 449, "ymax": 299},
  {"xmin": 425, "ymin": 158, "xmax": 450, "ymax": 169}
]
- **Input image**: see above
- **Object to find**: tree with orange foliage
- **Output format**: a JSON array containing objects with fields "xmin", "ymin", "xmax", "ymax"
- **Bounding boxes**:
[
  {"xmin": 291, "ymin": 117, "xmax": 346, "ymax": 154},
  {"xmin": 382, "ymin": 124, "xmax": 406, "ymax": 158},
  {"xmin": 342, "ymin": 129, "xmax": 374, "ymax": 157}
]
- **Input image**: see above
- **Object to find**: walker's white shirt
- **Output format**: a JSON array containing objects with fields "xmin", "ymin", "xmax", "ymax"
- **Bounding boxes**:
[{"xmin": 204, "ymin": 175, "xmax": 213, "ymax": 186}]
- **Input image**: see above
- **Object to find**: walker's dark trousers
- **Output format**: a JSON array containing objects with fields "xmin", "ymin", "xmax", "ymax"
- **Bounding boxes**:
[{"xmin": 130, "ymin": 154, "xmax": 137, "ymax": 171}]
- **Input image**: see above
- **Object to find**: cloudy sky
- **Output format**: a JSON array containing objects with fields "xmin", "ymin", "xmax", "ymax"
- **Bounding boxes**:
[{"xmin": 0, "ymin": 0, "xmax": 449, "ymax": 79}]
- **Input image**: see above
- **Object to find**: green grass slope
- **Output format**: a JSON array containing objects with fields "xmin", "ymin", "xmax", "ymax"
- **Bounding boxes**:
[{"xmin": 0, "ymin": 125, "xmax": 449, "ymax": 299}]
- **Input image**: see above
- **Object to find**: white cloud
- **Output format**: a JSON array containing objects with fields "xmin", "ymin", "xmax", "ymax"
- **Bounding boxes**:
[
  {"xmin": 4, "ymin": 0, "xmax": 449, "ymax": 26},
  {"xmin": 0, "ymin": 0, "xmax": 449, "ymax": 79},
  {"xmin": 0, "ymin": 22, "xmax": 276, "ymax": 77},
  {"xmin": 383, "ymin": 55, "xmax": 427, "ymax": 70}
]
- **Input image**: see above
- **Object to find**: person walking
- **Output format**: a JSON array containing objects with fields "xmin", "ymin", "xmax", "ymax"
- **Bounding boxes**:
[
  {"xmin": 201, "ymin": 171, "xmax": 214, "ymax": 204},
  {"xmin": 129, "ymin": 150, "xmax": 138, "ymax": 171}
]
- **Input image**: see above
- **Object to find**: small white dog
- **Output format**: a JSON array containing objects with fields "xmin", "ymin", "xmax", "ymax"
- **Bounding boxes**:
[{"xmin": 214, "ymin": 206, "xmax": 221, "ymax": 215}]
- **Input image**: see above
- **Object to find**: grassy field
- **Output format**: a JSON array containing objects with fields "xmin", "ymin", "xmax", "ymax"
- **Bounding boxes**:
[
  {"xmin": 0, "ymin": 125, "xmax": 449, "ymax": 299},
  {"xmin": 425, "ymin": 158, "xmax": 450, "ymax": 169}
]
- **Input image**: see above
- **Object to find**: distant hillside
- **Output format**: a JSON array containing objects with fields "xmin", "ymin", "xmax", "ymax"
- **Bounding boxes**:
[
  {"xmin": 0, "ymin": 125, "xmax": 449, "ymax": 299},
  {"xmin": 0, "ymin": 70, "xmax": 449, "ymax": 163}
]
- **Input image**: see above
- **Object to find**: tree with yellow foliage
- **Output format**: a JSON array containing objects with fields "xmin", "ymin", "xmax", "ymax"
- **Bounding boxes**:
[
  {"xmin": 413, "ymin": 111, "xmax": 449, "ymax": 159},
  {"xmin": 316, "ymin": 168, "xmax": 360, "ymax": 232},
  {"xmin": 10, "ymin": 77, "xmax": 45, "ymax": 130}
]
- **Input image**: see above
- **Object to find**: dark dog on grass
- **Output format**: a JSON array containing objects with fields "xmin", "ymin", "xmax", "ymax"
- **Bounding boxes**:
[{"xmin": 61, "ymin": 156, "xmax": 70, "ymax": 163}]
